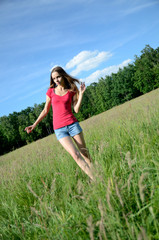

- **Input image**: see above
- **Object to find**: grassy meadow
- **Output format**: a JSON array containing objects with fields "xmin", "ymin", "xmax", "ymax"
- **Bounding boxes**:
[{"xmin": 0, "ymin": 88, "xmax": 159, "ymax": 240}]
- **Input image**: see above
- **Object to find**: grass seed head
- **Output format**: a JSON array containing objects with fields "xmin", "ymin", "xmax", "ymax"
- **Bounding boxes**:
[{"xmin": 87, "ymin": 215, "xmax": 94, "ymax": 240}]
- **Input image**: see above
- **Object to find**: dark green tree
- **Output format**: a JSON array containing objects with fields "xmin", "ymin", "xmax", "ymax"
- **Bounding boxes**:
[
  {"xmin": 133, "ymin": 45, "xmax": 159, "ymax": 93},
  {"xmin": 111, "ymin": 64, "xmax": 141, "ymax": 106},
  {"xmin": 0, "ymin": 125, "xmax": 8, "ymax": 155}
]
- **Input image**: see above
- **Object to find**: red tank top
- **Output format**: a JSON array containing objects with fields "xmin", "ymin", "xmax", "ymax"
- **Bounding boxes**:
[{"xmin": 46, "ymin": 88, "xmax": 78, "ymax": 130}]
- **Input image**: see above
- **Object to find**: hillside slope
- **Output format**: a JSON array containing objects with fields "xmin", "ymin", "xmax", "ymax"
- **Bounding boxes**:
[{"xmin": 0, "ymin": 88, "xmax": 159, "ymax": 239}]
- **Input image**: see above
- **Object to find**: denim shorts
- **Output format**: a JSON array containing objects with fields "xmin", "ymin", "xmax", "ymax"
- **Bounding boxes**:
[{"xmin": 54, "ymin": 122, "xmax": 82, "ymax": 140}]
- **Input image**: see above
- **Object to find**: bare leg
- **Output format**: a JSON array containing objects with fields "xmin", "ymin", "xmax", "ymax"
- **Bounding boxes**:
[
  {"xmin": 72, "ymin": 132, "xmax": 92, "ymax": 168},
  {"xmin": 59, "ymin": 136, "xmax": 93, "ymax": 180}
]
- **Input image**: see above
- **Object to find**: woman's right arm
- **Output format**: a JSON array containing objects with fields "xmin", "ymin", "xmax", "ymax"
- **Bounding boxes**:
[{"xmin": 25, "ymin": 95, "xmax": 51, "ymax": 134}]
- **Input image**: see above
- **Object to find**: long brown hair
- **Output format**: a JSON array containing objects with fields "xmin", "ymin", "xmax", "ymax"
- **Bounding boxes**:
[{"xmin": 50, "ymin": 66, "xmax": 80, "ymax": 95}]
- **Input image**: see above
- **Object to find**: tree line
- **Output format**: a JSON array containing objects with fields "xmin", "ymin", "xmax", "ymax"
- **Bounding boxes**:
[{"xmin": 0, "ymin": 45, "xmax": 159, "ymax": 155}]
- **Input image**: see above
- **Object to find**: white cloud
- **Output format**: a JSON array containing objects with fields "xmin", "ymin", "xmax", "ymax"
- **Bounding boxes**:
[
  {"xmin": 0, "ymin": 94, "xmax": 16, "ymax": 104},
  {"xmin": 83, "ymin": 59, "xmax": 132, "ymax": 84},
  {"xmin": 18, "ymin": 85, "xmax": 48, "ymax": 100},
  {"xmin": 122, "ymin": 1, "xmax": 159, "ymax": 16},
  {"xmin": 65, "ymin": 50, "xmax": 98, "ymax": 69},
  {"xmin": 66, "ymin": 50, "xmax": 112, "ymax": 76}
]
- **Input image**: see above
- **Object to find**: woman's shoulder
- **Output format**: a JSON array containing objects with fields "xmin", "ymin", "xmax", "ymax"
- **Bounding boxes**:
[
  {"xmin": 46, "ymin": 87, "xmax": 54, "ymax": 98},
  {"xmin": 48, "ymin": 87, "xmax": 54, "ymax": 91},
  {"xmin": 68, "ymin": 88, "xmax": 77, "ymax": 96}
]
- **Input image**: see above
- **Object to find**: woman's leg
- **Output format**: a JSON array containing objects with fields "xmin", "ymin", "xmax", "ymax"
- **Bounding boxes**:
[
  {"xmin": 59, "ymin": 136, "xmax": 93, "ymax": 180},
  {"xmin": 72, "ymin": 132, "xmax": 92, "ymax": 168}
]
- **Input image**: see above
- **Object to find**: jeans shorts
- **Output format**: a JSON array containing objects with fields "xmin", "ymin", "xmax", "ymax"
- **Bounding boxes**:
[{"xmin": 54, "ymin": 122, "xmax": 82, "ymax": 140}]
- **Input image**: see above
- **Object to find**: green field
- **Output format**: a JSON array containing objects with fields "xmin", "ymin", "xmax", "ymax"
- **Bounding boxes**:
[{"xmin": 0, "ymin": 88, "xmax": 159, "ymax": 240}]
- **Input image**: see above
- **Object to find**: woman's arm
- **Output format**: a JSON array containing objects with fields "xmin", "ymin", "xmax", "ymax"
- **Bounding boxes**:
[
  {"xmin": 73, "ymin": 82, "xmax": 86, "ymax": 113},
  {"xmin": 25, "ymin": 95, "xmax": 51, "ymax": 134}
]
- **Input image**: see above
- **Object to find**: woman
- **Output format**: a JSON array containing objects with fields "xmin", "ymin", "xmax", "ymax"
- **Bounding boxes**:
[{"xmin": 25, "ymin": 66, "xmax": 93, "ymax": 180}]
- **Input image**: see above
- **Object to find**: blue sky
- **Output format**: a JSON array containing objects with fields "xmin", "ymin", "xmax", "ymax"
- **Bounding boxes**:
[{"xmin": 0, "ymin": 0, "xmax": 159, "ymax": 117}]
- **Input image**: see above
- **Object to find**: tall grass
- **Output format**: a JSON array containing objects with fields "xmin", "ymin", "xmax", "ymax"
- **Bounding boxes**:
[{"xmin": 0, "ymin": 89, "xmax": 159, "ymax": 240}]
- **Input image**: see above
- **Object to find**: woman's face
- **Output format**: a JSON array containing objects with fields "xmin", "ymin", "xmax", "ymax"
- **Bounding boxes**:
[{"xmin": 52, "ymin": 71, "xmax": 64, "ymax": 86}]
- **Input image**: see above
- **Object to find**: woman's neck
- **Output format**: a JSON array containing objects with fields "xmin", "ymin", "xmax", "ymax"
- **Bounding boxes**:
[{"xmin": 56, "ymin": 85, "xmax": 67, "ymax": 91}]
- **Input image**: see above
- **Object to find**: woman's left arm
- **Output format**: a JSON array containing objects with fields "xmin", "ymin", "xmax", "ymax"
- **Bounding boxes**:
[{"xmin": 73, "ymin": 82, "xmax": 86, "ymax": 113}]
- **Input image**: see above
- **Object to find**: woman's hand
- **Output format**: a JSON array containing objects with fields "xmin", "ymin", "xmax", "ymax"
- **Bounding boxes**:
[
  {"xmin": 24, "ymin": 96, "xmax": 51, "ymax": 135},
  {"xmin": 79, "ymin": 82, "xmax": 86, "ymax": 95},
  {"xmin": 25, "ymin": 124, "xmax": 36, "ymax": 134}
]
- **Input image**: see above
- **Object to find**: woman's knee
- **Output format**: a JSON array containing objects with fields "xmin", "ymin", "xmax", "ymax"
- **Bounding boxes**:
[
  {"xmin": 80, "ymin": 147, "xmax": 89, "ymax": 157},
  {"xmin": 71, "ymin": 150, "xmax": 81, "ymax": 161}
]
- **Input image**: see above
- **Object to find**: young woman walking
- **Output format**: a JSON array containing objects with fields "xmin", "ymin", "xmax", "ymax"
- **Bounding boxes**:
[{"xmin": 25, "ymin": 66, "xmax": 93, "ymax": 180}]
